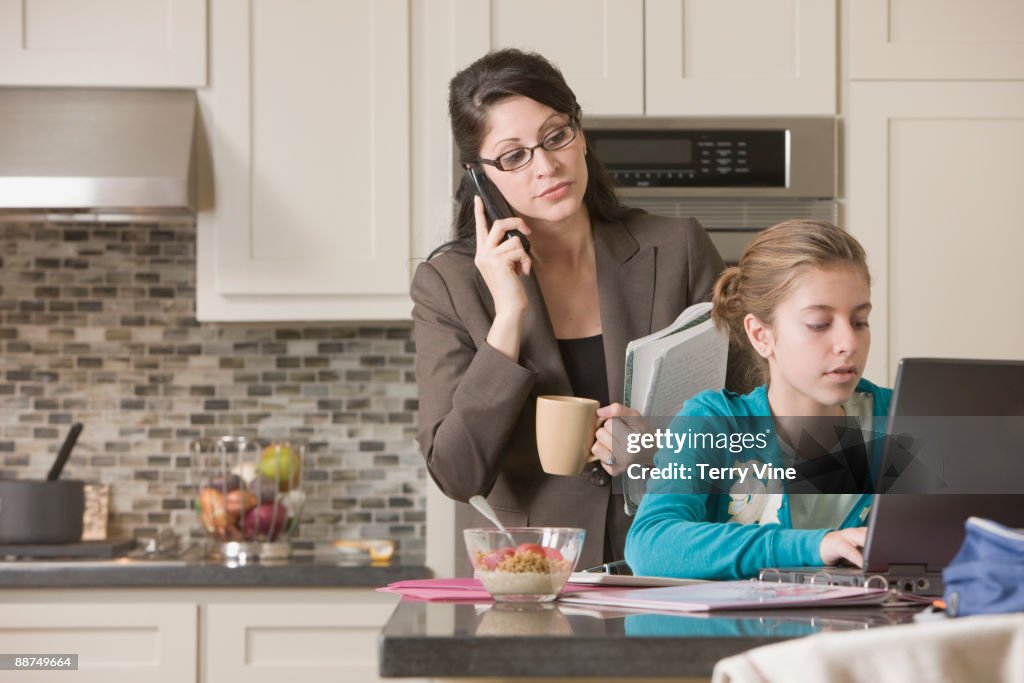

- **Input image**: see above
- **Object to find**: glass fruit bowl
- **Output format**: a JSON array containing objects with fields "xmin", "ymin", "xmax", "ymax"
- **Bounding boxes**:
[
  {"xmin": 191, "ymin": 436, "xmax": 307, "ymax": 559},
  {"xmin": 464, "ymin": 527, "xmax": 585, "ymax": 603}
]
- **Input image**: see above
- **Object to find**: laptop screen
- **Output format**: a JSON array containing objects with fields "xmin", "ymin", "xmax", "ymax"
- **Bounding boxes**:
[{"xmin": 863, "ymin": 358, "xmax": 1024, "ymax": 571}]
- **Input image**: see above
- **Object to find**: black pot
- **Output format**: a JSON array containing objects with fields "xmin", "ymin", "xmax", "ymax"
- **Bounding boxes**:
[{"xmin": 0, "ymin": 480, "xmax": 85, "ymax": 544}]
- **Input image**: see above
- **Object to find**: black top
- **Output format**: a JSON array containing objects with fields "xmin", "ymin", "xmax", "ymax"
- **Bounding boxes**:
[
  {"xmin": 556, "ymin": 335, "xmax": 609, "ymax": 406},
  {"xmin": 556, "ymin": 334, "xmax": 620, "ymax": 561}
]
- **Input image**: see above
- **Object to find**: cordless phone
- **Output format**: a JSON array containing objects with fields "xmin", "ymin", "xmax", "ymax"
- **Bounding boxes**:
[{"xmin": 466, "ymin": 166, "xmax": 531, "ymax": 253}]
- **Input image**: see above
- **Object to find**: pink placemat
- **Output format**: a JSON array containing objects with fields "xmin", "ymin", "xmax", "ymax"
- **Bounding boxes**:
[{"xmin": 378, "ymin": 577, "xmax": 607, "ymax": 603}]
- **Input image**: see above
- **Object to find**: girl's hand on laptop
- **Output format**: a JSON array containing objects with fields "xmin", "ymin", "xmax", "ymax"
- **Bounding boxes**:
[{"xmin": 820, "ymin": 527, "xmax": 867, "ymax": 567}]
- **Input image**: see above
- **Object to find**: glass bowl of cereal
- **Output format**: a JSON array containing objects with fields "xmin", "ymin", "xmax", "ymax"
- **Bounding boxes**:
[{"xmin": 464, "ymin": 527, "xmax": 585, "ymax": 603}]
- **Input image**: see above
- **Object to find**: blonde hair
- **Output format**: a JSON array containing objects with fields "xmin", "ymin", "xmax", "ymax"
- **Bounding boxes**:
[{"xmin": 712, "ymin": 220, "xmax": 871, "ymax": 385}]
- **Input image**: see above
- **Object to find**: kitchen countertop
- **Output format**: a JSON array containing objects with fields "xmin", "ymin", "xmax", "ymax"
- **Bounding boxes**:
[
  {"xmin": 379, "ymin": 600, "xmax": 923, "ymax": 679},
  {"xmin": 0, "ymin": 548, "xmax": 429, "ymax": 588}
]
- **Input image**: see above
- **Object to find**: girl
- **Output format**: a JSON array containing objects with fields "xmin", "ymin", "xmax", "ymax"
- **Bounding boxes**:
[{"xmin": 625, "ymin": 219, "xmax": 889, "ymax": 579}]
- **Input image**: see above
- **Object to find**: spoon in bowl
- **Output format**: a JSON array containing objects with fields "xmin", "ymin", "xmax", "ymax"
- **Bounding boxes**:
[{"xmin": 469, "ymin": 495, "xmax": 518, "ymax": 548}]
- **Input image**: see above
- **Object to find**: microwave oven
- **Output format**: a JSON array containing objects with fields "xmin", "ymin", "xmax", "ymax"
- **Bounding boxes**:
[{"xmin": 584, "ymin": 116, "xmax": 836, "ymax": 263}]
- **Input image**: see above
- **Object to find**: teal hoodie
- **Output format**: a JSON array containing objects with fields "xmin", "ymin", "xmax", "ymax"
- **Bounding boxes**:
[{"xmin": 625, "ymin": 378, "xmax": 892, "ymax": 580}]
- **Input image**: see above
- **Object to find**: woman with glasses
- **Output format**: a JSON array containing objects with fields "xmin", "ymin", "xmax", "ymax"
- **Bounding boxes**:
[{"xmin": 412, "ymin": 49, "xmax": 732, "ymax": 571}]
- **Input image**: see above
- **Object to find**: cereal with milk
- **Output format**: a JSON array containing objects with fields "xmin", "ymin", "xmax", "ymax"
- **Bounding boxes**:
[{"xmin": 474, "ymin": 545, "xmax": 572, "ymax": 596}]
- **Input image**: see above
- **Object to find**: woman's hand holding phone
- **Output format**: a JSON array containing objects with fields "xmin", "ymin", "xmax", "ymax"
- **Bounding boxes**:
[{"xmin": 475, "ymin": 195, "xmax": 533, "ymax": 360}]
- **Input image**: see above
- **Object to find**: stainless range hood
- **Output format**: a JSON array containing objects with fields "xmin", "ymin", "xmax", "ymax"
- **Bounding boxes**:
[{"xmin": 0, "ymin": 89, "xmax": 196, "ymax": 211}]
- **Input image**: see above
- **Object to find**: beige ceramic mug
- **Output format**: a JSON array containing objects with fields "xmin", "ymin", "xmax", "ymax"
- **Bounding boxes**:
[{"xmin": 535, "ymin": 395, "xmax": 600, "ymax": 476}]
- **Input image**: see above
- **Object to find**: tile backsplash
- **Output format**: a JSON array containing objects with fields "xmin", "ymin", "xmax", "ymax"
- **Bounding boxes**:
[{"xmin": 0, "ymin": 214, "xmax": 424, "ymax": 557}]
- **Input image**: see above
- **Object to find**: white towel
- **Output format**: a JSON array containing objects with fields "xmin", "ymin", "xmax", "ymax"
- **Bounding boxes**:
[{"xmin": 712, "ymin": 613, "xmax": 1024, "ymax": 683}]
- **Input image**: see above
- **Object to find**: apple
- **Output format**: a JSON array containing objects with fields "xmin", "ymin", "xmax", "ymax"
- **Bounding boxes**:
[
  {"xmin": 243, "ymin": 502, "xmax": 288, "ymax": 541},
  {"xmin": 225, "ymin": 488, "xmax": 258, "ymax": 515},
  {"xmin": 257, "ymin": 443, "xmax": 300, "ymax": 491},
  {"xmin": 248, "ymin": 476, "xmax": 279, "ymax": 504}
]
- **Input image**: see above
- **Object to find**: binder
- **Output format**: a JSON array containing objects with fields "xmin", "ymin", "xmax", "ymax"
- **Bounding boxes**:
[{"xmin": 558, "ymin": 579, "xmax": 892, "ymax": 613}]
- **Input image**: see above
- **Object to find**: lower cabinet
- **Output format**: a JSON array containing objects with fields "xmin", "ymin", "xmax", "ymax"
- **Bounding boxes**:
[
  {"xmin": 0, "ymin": 602, "xmax": 196, "ymax": 683},
  {"xmin": 204, "ymin": 596, "xmax": 410, "ymax": 683},
  {"xmin": 0, "ymin": 588, "xmax": 421, "ymax": 683}
]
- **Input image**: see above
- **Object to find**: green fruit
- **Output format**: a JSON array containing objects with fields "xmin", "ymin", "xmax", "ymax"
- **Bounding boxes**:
[{"xmin": 257, "ymin": 443, "xmax": 300, "ymax": 491}]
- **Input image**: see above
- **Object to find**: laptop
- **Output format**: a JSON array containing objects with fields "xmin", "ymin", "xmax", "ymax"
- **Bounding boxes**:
[{"xmin": 771, "ymin": 358, "xmax": 1024, "ymax": 596}]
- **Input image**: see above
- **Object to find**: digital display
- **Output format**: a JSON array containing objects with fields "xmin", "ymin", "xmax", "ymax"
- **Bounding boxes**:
[
  {"xmin": 585, "ymin": 129, "xmax": 787, "ymax": 187},
  {"xmin": 594, "ymin": 138, "xmax": 693, "ymax": 166}
]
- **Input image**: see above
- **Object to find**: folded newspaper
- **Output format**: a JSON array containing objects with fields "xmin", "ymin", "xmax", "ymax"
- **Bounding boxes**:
[{"xmin": 623, "ymin": 301, "xmax": 728, "ymax": 417}]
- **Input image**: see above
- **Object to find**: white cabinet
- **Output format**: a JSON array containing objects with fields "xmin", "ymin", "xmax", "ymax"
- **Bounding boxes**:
[
  {"xmin": 846, "ymin": 1, "xmax": 1024, "ymax": 384},
  {"xmin": 205, "ymin": 594, "xmax": 416, "ymax": 683},
  {"xmin": 847, "ymin": 81, "xmax": 1024, "ymax": 384},
  {"xmin": 450, "ymin": 0, "xmax": 835, "ymax": 116},
  {"xmin": 645, "ymin": 0, "xmax": 836, "ymax": 115},
  {"xmin": 0, "ymin": 602, "xmax": 197, "ymax": 683},
  {"xmin": 451, "ymin": 0, "xmax": 645, "ymax": 115},
  {"xmin": 0, "ymin": 0, "xmax": 206, "ymax": 87},
  {"xmin": 196, "ymin": 0, "xmax": 412, "ymax": 321},
  {"xmin": 850, "ymin": 0, "xmax": 1024, "ymax": 80},
  {"xmin": 0, "ymin": 588, "xmax": 413, "ymax": 683}
]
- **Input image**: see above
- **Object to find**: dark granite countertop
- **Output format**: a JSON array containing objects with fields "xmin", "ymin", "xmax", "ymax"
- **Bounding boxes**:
[
  {"xmin": 0, "ymin": 550, "xmax": 429, "ymax": 588},
  {"xmin": 379, "ymin": 600, "xmax": 921, "ymax": 679}
]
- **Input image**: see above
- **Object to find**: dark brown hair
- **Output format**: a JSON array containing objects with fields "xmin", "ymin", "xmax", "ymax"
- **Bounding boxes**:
[
  {"xmin": 431, "ymin": 49, "xmax": 628, "ymax": 257},
  {"xmin": 712, "ymin": 220, "xmax": 871, "ymax": 385}
]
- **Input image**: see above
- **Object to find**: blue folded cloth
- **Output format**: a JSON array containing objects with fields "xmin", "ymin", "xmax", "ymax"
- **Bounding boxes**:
[{"xmin": 944, "ymin": 516, "xmax": 1024, "ymax": 617}]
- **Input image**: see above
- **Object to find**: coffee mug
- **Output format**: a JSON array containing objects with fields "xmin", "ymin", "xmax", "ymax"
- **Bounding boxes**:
[{"xmin": 535, "ymin": 395, "xmax": 600, "ymax": 476}]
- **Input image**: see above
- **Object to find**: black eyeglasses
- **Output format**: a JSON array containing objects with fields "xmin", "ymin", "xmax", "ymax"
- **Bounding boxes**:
[{"xmin": 476, "ymin": 122, "xmax": 579, "ymax": 172}]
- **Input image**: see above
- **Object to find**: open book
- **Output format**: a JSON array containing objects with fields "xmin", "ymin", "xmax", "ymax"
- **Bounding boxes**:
[
  {"xmin": 623, "ymin": 301, "xmax": 728, "ymax": 417},
  {"xmin": 558, "ymin": 580, "xmax": 891, "ymax": 613}
]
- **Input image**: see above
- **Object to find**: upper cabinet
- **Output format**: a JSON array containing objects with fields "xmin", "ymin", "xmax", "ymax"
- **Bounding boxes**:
[
  {"xmin": 196, "ymin": 0, "xmax": 411, "ymax": 321},
  {"xmin": 452, "ymin": 0, "xmax": 645, "ymax": 115},
  {"xmin": 847, "ymin": 81, "xmax": 1024, "ymax": 384},
  {"xmin": 0, "ymin": 0, "xmax": 206, "ymax": 87},
  {"xmin": 850, "ymin": 0, "xmax": 1024, "ymax": 80},
  {"xmin": 645, "ymin": 0, "xmax": 835, "ymax": 115},
  {"xmin": 454, "ymin": 0, "xmax": 835, "ymax": 116},
  {"xmin": 846, "ymin": 2, "xmax": 1024, "ymax": 383}
]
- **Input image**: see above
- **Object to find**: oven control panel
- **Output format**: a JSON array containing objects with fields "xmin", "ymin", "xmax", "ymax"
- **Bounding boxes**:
[{"xmin": 588, "ymin": 129, "xmax": 788, "ymax": 188}]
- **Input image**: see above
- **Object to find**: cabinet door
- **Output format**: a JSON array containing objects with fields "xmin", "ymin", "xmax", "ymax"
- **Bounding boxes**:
[
  {"xmin": 0, "ymin": 0, "xmax": 205, "ymax": 86},
  {"xmin": 851, "ymin": 0, "xmax": 1024, "ymax": 79},
  {"xmin": 848, "ymin": 82, "xmax": 1024, "ymax": 384},
  {"xmin": 0, "ymin": 603, "xmax": 197, "ymax": 683},
  {"xmin": 452, "ymin": 0, "xmax": 644, "ymax": 116},
  {"xmin": 197, "ymin": 0, "xmax": 411, "ymax": 321},
  {"xmin": 645, "ymin": 0, "xmax": 835, "ymax": 115},
  {"xmin": 205, "ymin": 594, "xmax": 422, "ymax": 683}
]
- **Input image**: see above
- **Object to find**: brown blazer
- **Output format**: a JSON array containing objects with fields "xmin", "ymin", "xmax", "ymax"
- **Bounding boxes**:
[{"xmin": 411, "ymin": 211, "xmax": 728, "ymax": 572}]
